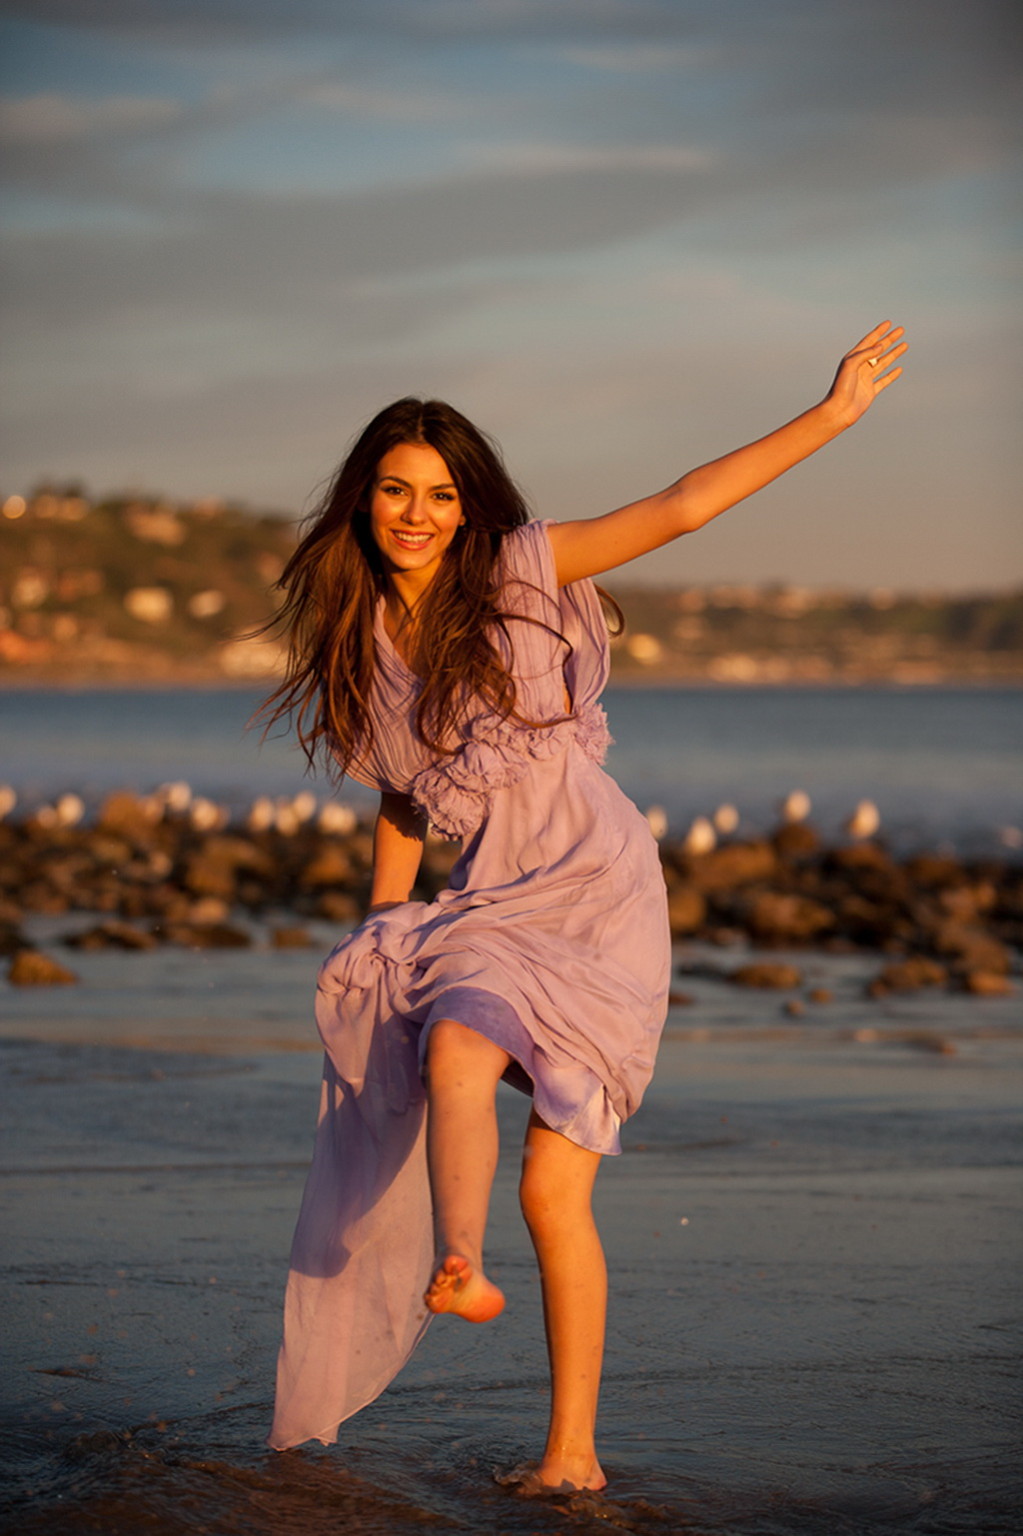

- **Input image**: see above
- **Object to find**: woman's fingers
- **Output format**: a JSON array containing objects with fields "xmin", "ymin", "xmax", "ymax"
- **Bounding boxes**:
[
  {"xmin": 846, "ymin": 325, "xmax": 907, "ymax": 389},
  {"xmin": 826, "ymin": 323, "xmax": 906, "ymax": 419},
  {"xmin": 851, "ymin": 319, "xmax": 903, "ymax": 354},
  {"xmin": 872, "ymin": 364, "xmax": 903, "ymax": 392},
  {"xmin": 861, "ymin": 339, "xmax": 909, "ymax": 379},
  {"xmin": 848, "ymin": 322, "xmax": 904, "ymax": 364}
]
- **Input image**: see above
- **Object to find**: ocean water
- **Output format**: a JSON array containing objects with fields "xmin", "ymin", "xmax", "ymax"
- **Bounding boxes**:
[{"xmin": 1, "ymin": 684, "xmax": 1021, "ymax": 851}]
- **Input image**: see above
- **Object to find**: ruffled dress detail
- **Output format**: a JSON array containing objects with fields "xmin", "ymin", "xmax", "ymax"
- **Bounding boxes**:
[
  {"xmin": 410, "ymin": 704, "xmax": 611, "ymax": 840},
  {"xmin": 269, "ymin": 520, "xmax": 671, "ymax": 1451}
]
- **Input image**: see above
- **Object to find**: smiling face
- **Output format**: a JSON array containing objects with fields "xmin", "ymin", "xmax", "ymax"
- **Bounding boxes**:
[{"xmin": 368, "ymin": 441, "xmax": 465, "ymax": 593}]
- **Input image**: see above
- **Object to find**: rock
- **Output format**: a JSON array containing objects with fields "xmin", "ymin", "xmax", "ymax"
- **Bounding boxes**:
[
  {"xmin": 823, "ymin": 936, "xmax": 859, "ymax": 954},
  {"xmin": 837, "ymin": 894, "xmax": 905, "ymax": 947},
  {"xmin": 688, "ymin": 840, "xmax": 778, "ymax": 893},
  {"xmin": 64, "ymin": 921, "xmax": 157, "ymax": 951},
  {"xmin": 930, "ymin": 921, "xmax": 1010, "ymax": 975},
  {"xmin": 667, "ymin": 990, "xmax": 695, "ymax": 1007},
  {"xmin": 808, "ymin": 987, "xmax": 834, "ymax": 1004},
  {"xmin": 741, "ymin": 891, "xmax": 835, "ymax": 945},
  {"xmin": 183, "ymin": 835, "xmax": 271, "ymax": 899},
  {"xmin": 316, "ymin": 891, "xmax": 360, "ymax": 923},
  {"xmin": 904, "ymin": 1032, "xmax": 958, "ymax": 1056},
  {"xmin": 903, "ymin": 854, "xmax": 963, "ymax": 889},
  {"xmin": 706, "ymin": 926, "xmax": 744, "ymax": 947},
  {"xmin": 962, "ymin": 970, "xmax": 1015, "ymax": 997},
  {"xmin": 666, "ymin": 885, "xmax": 706, "ymax": 936},
  {"xmin": 772, "ymin": 821, "xmax": 822, "ymax": 859},
  {"xmin": 97, "ymin": 791, "xmax": 159, "ymax": 838},
  {"xmin": 825, "ymin": 842, "xmax": 893, "ymax": 878},
  {"xmin": 271, "ymin": 926, "xmax": 314, "ymax": 949},
  {"xmin": 84, "ymin": 831, "xmax": 134, "ymax": 867},
  {"xmin": 19, "ymin": 883, "xmax": 72, "ymax": 914},
  {"xmin": 937, "ymin": 882, "xmax": 996, "ymax": 922},
  {"xmin": 416, "ymin": 841, "xmax": 463, "ymax": 901},
  {"xmin": 783, "ymin": 998, "xmax": 806, "ymax": 1017},
  {"xmin": 8, "ymin": 949, "xmax": 79, "ymax": 986},
  {"xmin": 204, "ymin": 834, "xmax": 269, "ymax": 869},
  {"xmin": 299, "ymin": 845, "xmax": 355, "ymax": 889},
  {"xmin": 154, "ymin": 922, "xmax": 251, "ymax": 949},
  {"xmin": 867, "ymin": 956, "xmax": 948, "ymax": 996},
  {"xmin": 0, "ymin": 922, "xmax": 29, "ymax": 957},
  {"xmin": 146, "ymin": 887, "xmax": 194, "ymax": 922},
  {"xmin": 731, "ymin": 962, "xmax": 802, "ymax": 990},
  {"xmin": 182, "ymin": 854, "xmax": 235, "ymax": 900}
]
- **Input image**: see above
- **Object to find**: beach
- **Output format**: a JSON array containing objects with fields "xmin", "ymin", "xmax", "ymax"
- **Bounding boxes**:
[
  {"xmin": 2, "ymin": 924, "xmax": 1020, "ymax": 1536},
  {"xmin": 2, "ymin": 683, "xmax": 1020, "ymax": 1531}
]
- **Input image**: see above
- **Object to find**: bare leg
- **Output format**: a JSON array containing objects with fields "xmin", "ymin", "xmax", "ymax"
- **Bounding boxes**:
[
  {"xmin": 517, "ymin": 1108, "xmax": 607, "ymax": 1492},
  {"xmin": 423, "ymin": 1018, "xmax": 510, "ymax": 1322}
]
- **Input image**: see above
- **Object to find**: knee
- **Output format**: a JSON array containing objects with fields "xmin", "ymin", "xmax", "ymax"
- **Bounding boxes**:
[
  {"xmin": 425, "ymin": 1017, "xmax": 461, "ymax": 1066},
  {"xmin": 424, "ymin": 1018, "xmax": 509, "ymax": 1088},
  {"xmin": 519, "ymin": 1155, "xmax": 574, "ymax": 1237},
  {"xmin": 425, "ymin": 1017, "xmax": 477, "ymax": 1068}
]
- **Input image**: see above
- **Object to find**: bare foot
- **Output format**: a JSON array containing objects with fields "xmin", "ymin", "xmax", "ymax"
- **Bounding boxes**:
[
  {"xmin": 423, "ymin": 1254, "xmax": 505, "ymax": 1322},
  {"xmin": 495, "ymin": 1455, "xmax": 607, "ymax": 1495}
]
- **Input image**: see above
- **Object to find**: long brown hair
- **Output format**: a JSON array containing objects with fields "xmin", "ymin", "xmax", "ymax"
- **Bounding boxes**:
[{"xmin": 257, "ymin": 397, "xmax": 570, "ymax": 779}]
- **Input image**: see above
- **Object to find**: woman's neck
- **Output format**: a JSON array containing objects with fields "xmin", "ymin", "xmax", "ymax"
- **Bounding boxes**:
[{"xmin": 382, "ymin": 576, "xmax": 428, "ymax": 662}]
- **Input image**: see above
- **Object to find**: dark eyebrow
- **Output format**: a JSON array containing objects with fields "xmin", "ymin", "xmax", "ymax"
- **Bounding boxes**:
[{"xmin": 378, "ymin": 474, "xmax": 457, "ymax": 491}]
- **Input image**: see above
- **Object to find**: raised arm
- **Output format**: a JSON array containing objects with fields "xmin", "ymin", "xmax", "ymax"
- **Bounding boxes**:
[
  {"xmin": 548, "ymin": 320, "xmax": 907, "ymax": 586},
  {"xmin": 367, "ymin": 790, "xmax": 427, "ymax": 913}
]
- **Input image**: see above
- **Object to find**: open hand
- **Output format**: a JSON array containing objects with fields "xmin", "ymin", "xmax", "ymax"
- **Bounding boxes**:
[{"xmin": 826, "ymin": 321, "xmax": 907, "ymax": 427}]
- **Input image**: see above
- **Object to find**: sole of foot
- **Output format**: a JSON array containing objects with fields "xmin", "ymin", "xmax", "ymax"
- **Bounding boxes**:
[{"xmin": 423, "ymin": 1254, "xmax": 505, "ymax": 1322}]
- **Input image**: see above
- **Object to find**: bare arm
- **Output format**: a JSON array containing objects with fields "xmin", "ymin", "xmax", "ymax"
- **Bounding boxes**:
[
  {"xmin": 367, "ymin": 790, "xmax": 427, "ymax": 912},
  {"xmin": 548, "ymin": 320, "xmax": 907, "ymax": 586}
]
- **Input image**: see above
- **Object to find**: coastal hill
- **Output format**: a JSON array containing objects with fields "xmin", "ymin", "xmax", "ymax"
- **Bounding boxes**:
[{"xmin": 2, "ymin": 486, "xmax": 1021, "ymax": 685}]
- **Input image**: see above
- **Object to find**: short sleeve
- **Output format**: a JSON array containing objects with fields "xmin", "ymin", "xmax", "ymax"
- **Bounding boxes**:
[{"xmin": 501, "ymin": 521, "xmax": 611, "ymax": 711}]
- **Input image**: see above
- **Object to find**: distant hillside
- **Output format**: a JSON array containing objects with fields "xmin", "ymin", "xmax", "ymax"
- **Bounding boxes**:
[
  {"xmin": 2, "ymin": 487, "xmax": 1021, "ymax": 684},
  {"xmin": 607, "ymin": 583, "xmax": 1023, "ymax": 684},
  {"xmin": 1, "ymin": 488, "xmax": 294, "ymax": 681}
]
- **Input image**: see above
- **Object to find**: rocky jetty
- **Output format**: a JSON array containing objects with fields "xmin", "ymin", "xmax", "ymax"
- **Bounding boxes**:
[
  {"xmin": 1, "ymin": 791, "xmax": 1019, "ymax": 995},
  {"xmin": 660, "ymin": 827, "xmax": 1018, "ymax": 996}
]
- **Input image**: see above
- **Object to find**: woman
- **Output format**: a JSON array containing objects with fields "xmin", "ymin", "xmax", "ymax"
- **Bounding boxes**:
[{"xmin": 264, "ymin": 321, "xmax": 906, "ymax": 1491}]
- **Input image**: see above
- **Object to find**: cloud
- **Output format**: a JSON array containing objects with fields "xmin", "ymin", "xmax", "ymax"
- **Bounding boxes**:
[
  {"xmin": 0, "ymin": 74, "xmax": 1008, "ymax": 345},
  {"xmin": 0, "ymin": 1, "xmax": 698, "ymax": 44},
  {"xmin": 560, "ymin": 43, "xmax": 706, "ymax": 72},
  {"xmin": 0, "ymin": 156, "xmax": 719, "ymax": 331},
  {"xmin": 458, "ymin": 141, "xmax": 714, "ymax": 177},
  {"xmin": 0, "ymin": 91, "xmax": 186, "ymax": 144},
  {"xmin": 296, "ymin": 80, "xmax": 462, "ymax": 123},
  {"xmin": 0, "ymin": 0, "xmax": 1018, "ymax": 590}
]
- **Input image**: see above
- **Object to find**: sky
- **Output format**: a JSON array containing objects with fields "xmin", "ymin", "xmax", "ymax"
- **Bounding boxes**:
[{"xmin": 0, "ymin": 0, "xmax": 1020, "ymax": 590}]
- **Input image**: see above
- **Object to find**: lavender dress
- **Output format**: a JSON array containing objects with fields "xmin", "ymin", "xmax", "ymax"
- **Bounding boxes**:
[{"xmin": 268, "ymin": 520, "xmax": 670, "ymax": 1449}]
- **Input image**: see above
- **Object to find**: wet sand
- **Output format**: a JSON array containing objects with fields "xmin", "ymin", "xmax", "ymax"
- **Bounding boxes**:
[{"xmin": 1, "ymin": 931, "xmax": 1021, "ymax": 1534}]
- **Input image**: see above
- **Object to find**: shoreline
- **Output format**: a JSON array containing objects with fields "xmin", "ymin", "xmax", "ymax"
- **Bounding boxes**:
[{"xmin": 3, "ymin": 923, "xmax": 1020, "ymax": 1057}]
